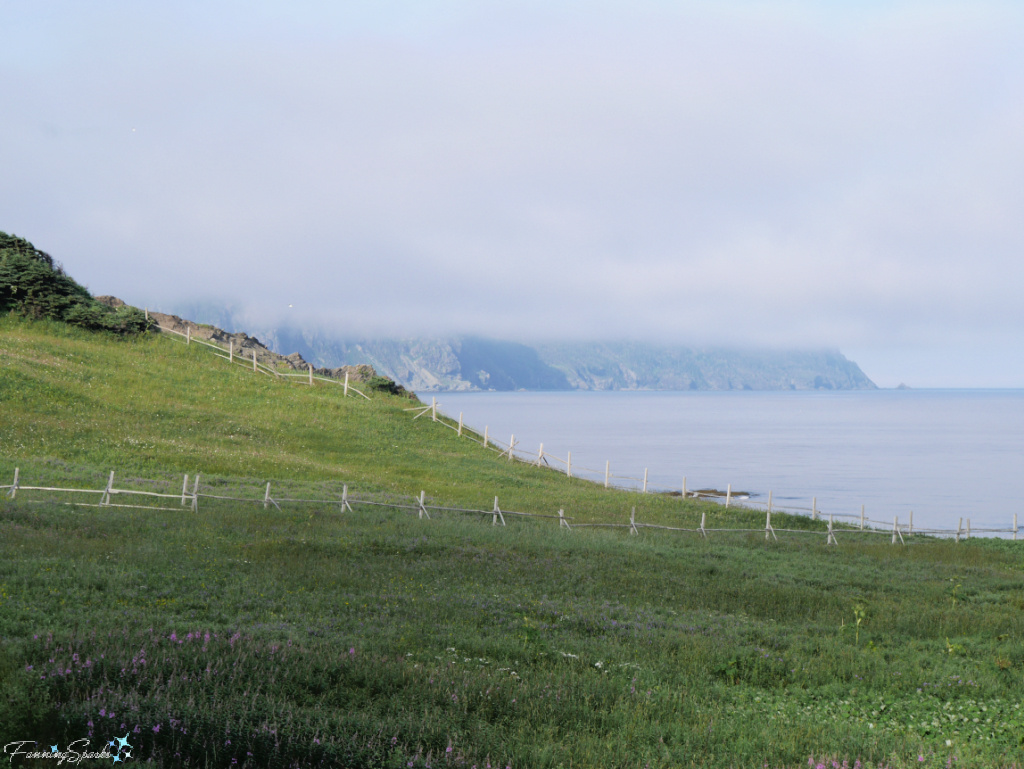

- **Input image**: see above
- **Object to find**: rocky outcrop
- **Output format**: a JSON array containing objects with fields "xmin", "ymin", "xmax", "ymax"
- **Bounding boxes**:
[{"xmin": 95, "ymin": 296, "xmax": 389, "ymax": 388}]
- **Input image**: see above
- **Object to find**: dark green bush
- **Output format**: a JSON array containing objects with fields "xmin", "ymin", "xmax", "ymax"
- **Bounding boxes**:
[
  {"xmin": 0, "ymin": 231, "xmax": 150, "ymax": 335},
  {"xmin": 366, "ymin": 374, "xmax": 404, "ymax": 395}
]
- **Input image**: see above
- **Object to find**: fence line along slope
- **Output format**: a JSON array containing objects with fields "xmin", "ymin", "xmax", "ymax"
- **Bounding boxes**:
[{"xmin": 2, "ymin": 315, "xmax": 774, "ymax": 529}]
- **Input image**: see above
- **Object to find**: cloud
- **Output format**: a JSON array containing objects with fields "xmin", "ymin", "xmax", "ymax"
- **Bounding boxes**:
[{"xmin": 2, "ymin": 1, "xmax": 1023, "ymax": 383}]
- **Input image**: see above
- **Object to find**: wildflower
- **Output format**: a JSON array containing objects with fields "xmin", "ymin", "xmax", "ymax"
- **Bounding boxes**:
[{"xmin": 153, "ymin": 725, "xmax": 161, "ymax": 734}]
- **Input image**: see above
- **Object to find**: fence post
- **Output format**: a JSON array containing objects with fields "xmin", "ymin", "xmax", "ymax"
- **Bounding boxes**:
[
  {"xmin": 956, "ymin": 517, "xmax": 962, "ymax": 542},
  {"xmin": 860, "ymin": 504, "xmax": 865, "ymax": 530},
  {"xmin": 7, "ymin": 468, "xmax": 19, "ymax": 499},
  {"xmin": 966, "ymin": 519, "xmax": 971, "ymax": 539},
  {"xmin": 682, "ymin": 477, "xmax": 687, "ymax": 498},
  {"xmin": 186, "ymin": 326, "xmax": 191, "ymax": 345},
  {"xmin": 101, "ymin": 471, "xmax": 114, "ymax": 506},
  {"xmin": 725, "ymin": 483, "xmax": 731, "ymax": 509},
  {"xmin": 309, "ymin": 364, "xmax": 313, "ymax": 385},
  {"xmin": 431, "ymin": 398, "xmax": 437, "ymax": 422},
  {"xmin": 642, "ymin": 468, "xmax": 648, "ymax": 493},
  {"xmin": 605, "ymin": 461, "xmax": 610, "ymax": 488},
  {"xmin": 264, "ymin": 482, "xmax": 272, "ymax": 509},
  {"xmin": 191, "ymin": 474, "xmax": 200, "ymax": 513},
  {"xmin": 629, "ymin": 506, "xmax": 639, "ymax": 535},
  {"xmin": 507, "ymin": 434, "xmax": 515, "ymax": 461},
  {"xmin": 767, "ymin": 490, "xmax": 773, "ymax": 514},
  {"xmin": 483, "ymin": 426, "xmax": 488, "ymax": 448},
  {"xmin": 418, "ymin": 491, "xmax": 430, "ymax": 520},
  {"xmin": 145, "ymin": 308, "xmax": 149, "ymax": 322},
  {"xmin": 558, "ymin": 508, "xmax": 571, "ymax": 530},
  {"xmin": 341, "ymin": 484, "xmax": 353, "ymax": 513},
  {"xmin": 892, "ymin": 515, "xmax": 905, "ymax": 545},
  {"xmin": 1015, "ymin": 513, "xmax": 1018, "ymax": 541},
  {"xmin": 252, "ymin": 350, "xmax": 257, "ymax": 372},
  {"xmin": 492, "ymin": 496, "xmax": 506, "ymax": 526},
  {"xmin": 699, "ymin": 511, "xmax": 707, "ymax": 538},
  {"xmin": 765, "ymin": 509, "xmax": 777, "ymax": 541},
  {"xmin": 181, "ymin": 474, "xmax": 189, "ymax": 506},
  {"xmin": 458, "ymin": 413, "xmax": 463, "ymax": 437},
  {"xmin": 826, "ymin": 514, "xmax": 837, "ymax": 546},
  {"xmin": 7, "ymin": 468, "xmax": 18, "ymax": 499},
  {"xmin": 537, "ymin": 443, "xmax": 544, "ymax": 467},
  {"xmin": 344, "ymin": 372, "xmax": 349, "ymax": 397},
  {"xmin": 812, "ymin": 496, "xmax": 817, "ymax": 521},
  {"xmin": 567, "ymin": 451, "xmax": 572, "ymax": 478},
  {"xmin": 229, "ymin": 340, "xmax": 233, "ymax": 363}
]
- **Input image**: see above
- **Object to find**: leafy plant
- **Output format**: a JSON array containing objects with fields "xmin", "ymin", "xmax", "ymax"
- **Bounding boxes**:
[{"xmin": 0, "ymin": 231, "xmax": 150, "ymax": 335}]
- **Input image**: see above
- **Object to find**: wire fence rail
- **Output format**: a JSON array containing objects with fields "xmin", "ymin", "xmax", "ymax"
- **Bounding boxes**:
[{"xmin": 3, "ymin": 467, "xmax": 1016, "ymax": 544}]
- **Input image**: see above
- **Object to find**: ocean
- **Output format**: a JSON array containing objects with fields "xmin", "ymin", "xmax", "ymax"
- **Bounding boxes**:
[{"xmin": 425, "ymin": 389, "xmax": 1024, "ymax": 537}]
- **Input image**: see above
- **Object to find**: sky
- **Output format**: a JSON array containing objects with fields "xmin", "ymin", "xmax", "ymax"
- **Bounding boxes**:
[{"xmin": 3, "ymin": 1, "xmax": 1023, "ymax": 387}]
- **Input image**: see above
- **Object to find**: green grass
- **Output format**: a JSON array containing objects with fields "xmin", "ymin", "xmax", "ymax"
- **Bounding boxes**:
[{"xmin": 2, "ymin": 316, "xmax": 1023, "ymax": 768}]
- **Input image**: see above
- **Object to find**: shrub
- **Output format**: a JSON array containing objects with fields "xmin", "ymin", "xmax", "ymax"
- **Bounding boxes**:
[{"xmin": 0, "ymin": 232, "xmax": 150, "ymax": 335}]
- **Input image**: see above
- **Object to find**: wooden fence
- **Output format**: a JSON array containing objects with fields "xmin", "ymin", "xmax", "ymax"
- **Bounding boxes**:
[
  {"xmin": 150, "ymin": 316, "xmax": 371, "ymax": 400},
  {"xmin": 3, "ymin": 467, "xmax": 1016, "ymax": 544},
  {"xmin": 118, "ymin": 318, "xmax": 1021, "ymax": 541},
  {"xmin": 408, "ymin": 398, "xmax": 1021, "ymax": 541}
]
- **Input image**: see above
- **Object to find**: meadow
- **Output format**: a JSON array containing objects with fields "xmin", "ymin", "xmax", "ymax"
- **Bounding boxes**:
[{"xmin": 1, "ymin": 316, "xmax": 1023, "ymax": 768}]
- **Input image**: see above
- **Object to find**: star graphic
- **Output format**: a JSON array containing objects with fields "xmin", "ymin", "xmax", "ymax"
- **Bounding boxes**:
[
  {"xmin": 109, "ymin": 739, "xmax": 117, "ymax": 749},
  {"xmin": 123, "ymin": 751, "xmax": 132, "ymax": 760},
  {"xmin": 112, "ymin": 755, "xmax": 121, "ymax": 764},
  {"xmin": 115, "ymin": 734, "xmax": 132, "ymax": 751},
  {"xmin": 51, "ymin": 745, "xmax": 58, "ymax": 753}
]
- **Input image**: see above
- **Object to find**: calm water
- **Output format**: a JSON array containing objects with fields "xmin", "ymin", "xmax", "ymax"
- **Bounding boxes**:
[{"xmin": 428, "ymin": 390, "xmax": 1024, "ymax": 536}]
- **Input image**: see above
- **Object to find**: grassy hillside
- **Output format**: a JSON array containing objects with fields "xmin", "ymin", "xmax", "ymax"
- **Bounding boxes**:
[
  {"xmin": 0, "ymin": 316, "xmax": 785, "ymax": 528},
  {"xmin": 2, "ymin": 316, "xmax": 1023, "ymax": 769}
]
